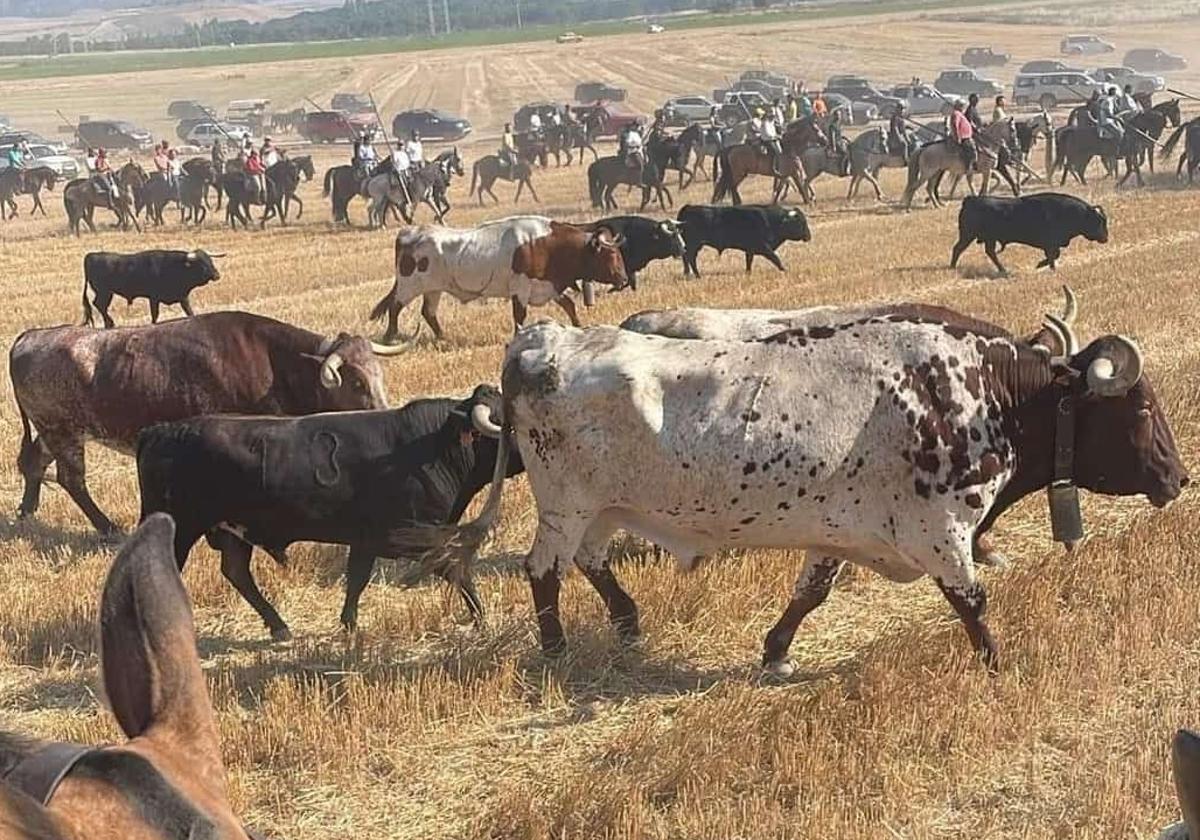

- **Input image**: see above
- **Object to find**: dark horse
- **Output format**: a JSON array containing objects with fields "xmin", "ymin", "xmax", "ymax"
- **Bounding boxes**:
[
  {"xmin": 588, "ymin": 156, "xmax": 671, "ymax": 211},
  {"xmin": 713, "ymin": 117, "xmax": 828, "ymax": 205},
  {"xmin": 182, "ymin": 158, "xmax": 220, "ymax": 209},
  {"xmin": 1053, "ymin": 121, "xmax": 1140, "ymax": 187},
  {"xmin": 469, "ymin": 155, "xmax": 539, "ymax": 205},
  {"xmin": 1161, "ymin": 117, "xmax": 1200, "ymax": 184},
  {"xmin": 0, "ymin": 166, "xmax": 58, "ymax": 219},
  {"xmin": 545, "ymin": 122, "xmax": 600, "ymax": 166},
  {"xmin": 137, "ymin": 173, "xmax": 181, "ymax": 226},
  {"xmin": 269, "ymin": 155, "xmax": 314, "ymax": 220},
  {"xmin": 221, "ymin": 171, "xmax": 285, "ymax": 229},
  {"xmin": 63, "ymin": 165, "xmax": 142, "ymax": 235},
  {"xmin": 648, "ymin": 123, "xmax": 702, "ymax": 189},
  {"xmin": 323, "ymin": 158, "xmax": 394, "ymax": 223}
]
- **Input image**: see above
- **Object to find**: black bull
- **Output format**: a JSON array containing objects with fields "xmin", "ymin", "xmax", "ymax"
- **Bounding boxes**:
[
  {"xmin": 82, "ymin": 248, "xmax": 224, "ymax": 327},
  {"xmin": 136, "ymin": 385, "xmax": 526, "ymax": 639}
]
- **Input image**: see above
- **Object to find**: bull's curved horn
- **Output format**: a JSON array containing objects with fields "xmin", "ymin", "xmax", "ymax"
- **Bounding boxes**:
[
  {"xmin": 319, "ymin": 352, "xmax": 344, "ymax": 389},
  {"xmin": 1038, "ymin": 318, "xmax": 1069, "ymax": 359},
  {"xmin": 470, "ymin": 403, "xmax": 503, "ymax": 438},
  {"xmin": 1059, "ymin": 285, "xmax": 1077, "ymax": 325},
  {"xmin": 207, "ymin": 251, "xmax": 227, "ymax": 258},
  {"xmin": 1086, "ymin": 335, "xmax": 1143, "ymax": 397},
  {"xmin": 370, "ymin": 340, "xmax": 411, "ymax": 356},
  {"xmin": 1043, "ymin": 313, "xmax": 1078, "ymax": 358}
]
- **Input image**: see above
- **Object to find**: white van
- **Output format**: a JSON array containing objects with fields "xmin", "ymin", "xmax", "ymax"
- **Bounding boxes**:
[
  {"xmin": 1060, "ymin": 34, "xmax": 1116, "ymax": 56},
  {"xmin": 1012, "ymin": 71, "xmax": 1103, "ymax": 109}
]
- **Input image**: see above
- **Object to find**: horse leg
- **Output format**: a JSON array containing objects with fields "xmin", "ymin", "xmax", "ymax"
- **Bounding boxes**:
[{"xmin": 526, "ymin": 178, "xmax": 541, "ymax": 203}]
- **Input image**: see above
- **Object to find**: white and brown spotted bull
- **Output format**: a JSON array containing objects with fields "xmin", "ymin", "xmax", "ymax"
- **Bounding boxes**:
[
  {"xmin": 0, "ymin": 515, "xmax": 264, "ymax": 840},
  {"xmin": 10, "ymin": 311, "xmax": 404, "ymax": 535},
  {"xmin": 403, "ymin": 311, "xmax": 1186, "ymax": 675},
  {"xmin": 369, "ymin": 216, "xmax": 628, "ymax": 344}
]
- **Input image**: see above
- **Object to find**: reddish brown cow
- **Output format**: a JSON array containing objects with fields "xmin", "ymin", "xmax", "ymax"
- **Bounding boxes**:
[
  {"xmin": 369, "ymin": 216, "xmax": 627, "ymax": 344},
  {"xmin": 11, "ymin": 311, "xmax": 404, "ymax": 534},
  {"xmin": 0, "ymin": 514, "xmax": 260, "ymax": 839}
]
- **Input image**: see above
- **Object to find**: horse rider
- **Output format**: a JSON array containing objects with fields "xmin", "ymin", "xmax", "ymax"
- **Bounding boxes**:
[
  {"xmin": 825, "ymin": 106, "xmax": 844, "ymax": 152},
  {"xmin": 1118, "ymin": 83, "xmax": 1142, "ymax": 116},
  {"xmin": 751, "ymin": 108, "xmax": 784, "ymax": 178},
  {"xmin": 499, "ymin": 122, "xmax": 517, "ymax": 175},
  {"xmin": 528, "ymin": 109, "xmax": 544, "ymax": 140},
  {"xmin": 356, "ymin": 132, "xmax": 377, "ymax": 179},
  {"xmin": 5, "ymin": 139, "xmax": 28, "ymax": 171},
  {"xmin": 992, "ymin": 94, "xmax": 1008, "ymax": 124},
  {"xmin": 887, "ymin": 102, "xmax": 910, "ymax": 163},
  {"xmin": 92, "ymin": 147, "xmax": 118, "ymax": 199},
  {"xmin": 85, "ymin": 147, "xmax": 97, "ymax": 175},
  {"xmin": 241, "ymin": 133, "xmax": 254, "ymax": 160},
  {"xmin": 949, "ymin": 98, "xmax": 977, "ymax": 168},
  {"xmin": 965, "ymin": 93, "xmax": 982, "ymax": 130},
  {"xmin": 153, "ymin": 141, "xmax": 173, "ymax": 192},
  {"xmin": 405, "ymin": 130, "xmax": 424, "ymax": 166},
  {"xmin": 621, "ymin": 120, "xmax": 645, "ymax": 173},
  {"xmin": 244, "ymin": 147, "xmax": 267, "ymax": 202},
  {"xmin": 1082, "ymin": 89, "xmax": 1103, "ymax": 126},
  {"xmin": 771, "ymin": 98, "xmax": 786, "ymax": 128},
  {"xmin": 211, "ymin": 139, "xmax": 225, "ymax": 172},
  {"xmin": 812, "ymin": 91, "xmax": 828, "ymax": 119},
  {"xmin": 167, "ymin": 149, "xmax": 182, "ymax": 201},
  {"xmin": 1098, "ymin": 86, "xmax": 1125, "ymax": 141},
  {"xmin": 797, "ymin": 87, "xmax": 814, "ymax": 120},
  {"xmin": 261, "ymin": 137, "xmax": 280, "ymax": 168}
]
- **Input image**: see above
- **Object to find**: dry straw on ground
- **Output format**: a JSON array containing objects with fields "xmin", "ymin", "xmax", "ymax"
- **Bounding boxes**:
[{"xmin": 1, "ymin": 5, "xmax": 1199, "ymax": 838}]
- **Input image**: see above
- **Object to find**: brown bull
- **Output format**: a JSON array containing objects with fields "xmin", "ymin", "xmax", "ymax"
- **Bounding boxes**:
[
  {"xmin": 0, "ymin": 514, "xmax": 260, "ymax": 839},
  {"xmin": 11, "ymin": 311, "xmax": 404, "ymax": 534}
]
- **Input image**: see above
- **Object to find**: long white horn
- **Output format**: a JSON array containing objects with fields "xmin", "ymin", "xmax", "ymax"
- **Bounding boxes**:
[
  {"xmin": 1060, "ymin": 285, "xmax": 1077, "ymax": 325},
  {"xmin": 370, "ymin": 341, "xmax": 411, "ymax": 356},
  {"xmin": 470, "ymin": 402, "xmax": 503, "ymax": 438},
  {"xmin": 1086, "ymin": 335, "xmax": 1144, "ymax": 397},
  {"xmin": 319, "ymin": 352, "xmax": 344, "ymax": 389},
  {"xmin": 1043, "ymin": 313, "xmax": 1078, "ymax": 357}
]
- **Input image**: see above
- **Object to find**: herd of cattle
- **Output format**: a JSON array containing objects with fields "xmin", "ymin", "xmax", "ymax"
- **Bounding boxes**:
[{"xmin": 0, "ymin": 138, "xmax": 1194, "ymax": 836}]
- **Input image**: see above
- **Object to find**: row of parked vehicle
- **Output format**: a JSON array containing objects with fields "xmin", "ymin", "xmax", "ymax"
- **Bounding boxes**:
[{"xmin": 962, "ymin": 40, "xmax": 1187, "ymax": 69}]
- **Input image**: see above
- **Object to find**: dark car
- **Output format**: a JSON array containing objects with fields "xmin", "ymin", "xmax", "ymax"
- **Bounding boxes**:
[
  {"xmin": 76, "ymin": 120, "xmax": 153, "ymax": 151},
  {"xmin": 167, "ymin": 100, "xmax": 213, "ymax": 120},
  {"xmin": 574, "ymin": 81, "xmax": 627, "ymax": 103},
  {"xmin": 513, "ymin": 102, "xmax": 563, "ymax": 133},
  {"xmin": 961, "ymin": 47, "xmax": 1010, "ymax": 67},
  {"xmin": 300, "ymin": 110, "xmax": 379, "ymax": 143},
  {"xmin": 1124, "ymin": 47, "xmax": 1188, "ymax": 71},
  {"xmin": 391, "ymin": 109, "xmax": 471, "ymax": 141},
  {"xmin": 824, "ymin": 75, "xmax": 906, "ymax": 112}
]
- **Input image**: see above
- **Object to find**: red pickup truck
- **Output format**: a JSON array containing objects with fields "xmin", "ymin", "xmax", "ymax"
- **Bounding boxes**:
[
  {"xmin": 300, "ymin": 110, "xmax": 379, "ymax": 143},
  {"xmin": 570, "ymin": 102, "xmax": 644, "ymax": 138}
]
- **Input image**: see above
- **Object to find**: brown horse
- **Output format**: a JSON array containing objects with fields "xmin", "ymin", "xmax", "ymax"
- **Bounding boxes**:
[
  {"xmin": 712, "ymin": 117, "xmax": 828, "ymax": 205},
  {"xmin": 62, "ymin": 163, "xmax": 143, "ymax": 235},
  {"xmin": 0, "ymin": 514, "xmax": 260, "ymax": 840},
  {"xmin": 469, "ymin": 155, "xmax": 539, "ymax": 205},
  {"xmin": 0, "ymin": 166, "xmax": 58, "ymax": 220}
]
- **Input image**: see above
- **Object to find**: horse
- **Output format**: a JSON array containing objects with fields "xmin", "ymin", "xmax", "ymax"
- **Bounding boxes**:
[
  {"xmin": 647, "ymin": 123, "xmax": 702, "ymax": 189},
  {"xmin": 269, "ymin": 155, "xmax": 314, "ymax": 220},
  {"xmin": 469, "ymin": 155, "xmax": 539, "ymax": 205},
  {"xmin": 221, "ymin": 171, "xmax": 284, "ymax": 229},
  {"xmin": 323, "ymin": 161, "xmax": 378, "ymax": 223},
  {"xmin": 839, "ymin": 127, "xmax": 907, "ymax": 200},
  {"xmin": 179, "ymin": 173, "xmax": 208, "ymax": 225},
  {"xmin": 181, "ymin": 158, "xmax": 219, "ymax": 208},
  {"xmin": 1013, "ymin": 109, "xmax": 1053, "ymax": 183},
  {"xmin": 1161, "ymin": 118, "xmax": 1200, "ymax": 184},
  {"xmin": 588, "ymin": 155, "xmax": 671, "ymax": 211},
  {"xmin": 1114, "ymin": 100, "xmax": 1181, "ymax": 187},
  {"xmin": 937, "ymin": 118, "xmax": 1022, "ymax": 199},
  {"xmin": 137, "ymin": 173, "xmax": 180, "ymax": 226},
  {"xmin": 270, "ymin": 107, "xmax": 306, "ymax": 132},
  {"xmin": 692, "ymin": 121, "xmax": 751, "ymax": 181},
  {"xmin": 901, "ymin": 121, "xmax": 1017, "ymax": 209},
  {"xmin": 712, "ymin": 117, "xmax": 827, "ymax": 205},
  {"xmin": 63, "ymin": 174, "xmax": 140, "ymax": 235},
  {"xmin": 1051, "ymin": 122, "xmax": 1138, "ymax": 186},
  {"xmin": 546, "ymin": 122, "xmax": 600, "ymax": 166},
  {"xmin": 794, "ymin": 141, "xmax": 852, "ymax": 197},
  {"xmin": 516, "ymin": 131, "xmax": 549, "ymax": 168}
]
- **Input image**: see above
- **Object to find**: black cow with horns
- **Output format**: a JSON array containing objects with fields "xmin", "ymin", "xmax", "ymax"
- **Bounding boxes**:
[
  {"xmin": 136, "ymin": 384, "xmax": 526, "ymax": 640},
  {"xmin": 82, "ymin": 248, "xmax": 224, "ymax": 327}
]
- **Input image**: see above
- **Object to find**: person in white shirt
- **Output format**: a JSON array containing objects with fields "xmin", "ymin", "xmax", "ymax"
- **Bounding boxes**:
[
  {"xmin": 85, "ymin": 148, "xmax": 98, "ymax": 174},
  {"xmin": 404, "ymin": 131, "xmax": 424, "ymax": 165},
  {"xmin": 759, "ymin": 113, "xmax": 782, "ymax": 177},
  {"xmin": 529, "ymin": 111, "xmax": 543, "ymax": 136},
  {"xmin": 261, "ymin": 138, "xmax": 279, "ymax": 168}
]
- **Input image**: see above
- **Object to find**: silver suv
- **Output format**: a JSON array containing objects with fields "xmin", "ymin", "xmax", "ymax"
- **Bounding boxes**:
[
  {"xmin": 1013, "ymin": 71, "xmax": 1103, "ymax": 109},
  {"xmin": 1090, "ymin": 65, "xmax": 1165, "ymax": 96}
]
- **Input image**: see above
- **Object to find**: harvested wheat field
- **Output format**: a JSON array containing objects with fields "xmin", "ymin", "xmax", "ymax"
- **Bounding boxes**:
[{"xmin": 1, "ymin": 2, "xmax": 1200, "ymax": 838}]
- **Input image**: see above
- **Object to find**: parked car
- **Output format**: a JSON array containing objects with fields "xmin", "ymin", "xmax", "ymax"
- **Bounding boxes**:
[
  {"xmin": 513, "ymin": 102, "xmax": 563, "ymax": 133},
  {"xmin": 737, "ymin": 69, "xmax": 795, "ymax": 99},
  {"xmin": 185, "ymin": 122, "xmax": 255, "ymax": 148},
  {"xmin": 299, "ymin": 110, "xmax": 378, "ymax": 143},
  {"xmin": 715, "ymin": 90, "xmax": 771, "ymax": 123},
  {"xmin": 1124, "ymin": 47, "xmax": 1188, "ymax": 72},
  {"xmin": 76, "ymin": 120, "xmax": 153, "ymax": 151},
  {"xmin": 225, "ymin": 98, "xmax": 270, "ymax": 133},
  {"xmin": 167, "ymin": 100, "xmax": 212, "ymax": 120},
  {"xmin": 889, "ymin": 84, "xmax": 950, "ymax": 115},
  {"xmin": 1060, "ymin": 34, "xmax": 1115, "ymax": 56},
  {"xmin": 1090, "ymin": 65, "xmax": 1165, "ymax": 96},
  {"xmin": 934, "ymin": 67, "xmax": 1004, "ymax": 98},
  {"xmin": 824, "ymin": 75, "xmax": 907, "ymax": 112},
  {"xmin": 820, "ymin": 92, "xmax": 878, "ymax": 125},
  {"xmin": 663, "ymin": 95, "xmax": 717, "ymax": 124},
  {"xmin": 557, "ymin": 31, "xmax": 583, "ymax": 44},
  {"xmin": 1020, "ymin": 59, "xmax": 1079, "ymax": 74},
  {"xmin": 961, "ymin": 46, "xmax": 1010, "ymax": 67},
  {"xmin": 0, "ymin": 130, "xmax": 67, "ymax": 154},
  {"xmin": 392, "ymin": 108, "xmax": 471, "ymax": 141},
  {"xmin": 575, "ymin": 81, "xmax": 627, "ymax": 102},
  {"xmin": 570, "ymin": 102, "xmax": 643, "ymax": 137},
  {"xmin": 1012, "ymin": 71, "xmax": 1103, "ymax": 109},
  {"xmin": 331, "ymin": 93, "xmax": 373, "ymax": 114}
]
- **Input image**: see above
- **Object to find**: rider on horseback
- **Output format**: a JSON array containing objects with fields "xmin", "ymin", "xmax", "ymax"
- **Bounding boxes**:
[
  {"xmin": 965, "ymin": 93, "xmax": 982, "ymax": 130},
  {"xmin": 750, "ymin": 109, "xmax": 783, "ymax": 178},
  {"xmin": 500, "ymin": 123, "xmax": 517, "ymax": 176},
  {"xmin": 92, "ymin": 147, "xmax": 118, "ymax": 199},
  {"xmin": 1118, "ymin": 84, "xmax": 1142, "ymax": 117},
  {"xmin": 355, "ymin": 133, "xmax": 377, "ymax": 180},
  {"xmin": 949, "ymin": 99, "xmax": 977, "ymax": 168},
  {"xmin": 405, "ymin": 130, "xmax": 424, "ymax": 165},
  {"xmin": 887, "ymin": 103, "xmax": 911, "ymax": 164},
  {"xmin": 528, "ymin": 110, "xmax": 544, "ymax": 140},
  {"xmin": 211, "ymin": 139, "xmax": 225, "ymax": 172},
  {"xmin": 5, "ymin": 140, "xmax": 29, "ymax": 171},
  {"xmin": 244, "ymin": 148, "xmax": 267, "ymax": 203},
  {"xmin": 1098, "ymin": 86, "xmax": 1124, "ymax": 142},
  {"xmin": 621, "ymin": 120, "xmax": 646, "ymax": 173}
]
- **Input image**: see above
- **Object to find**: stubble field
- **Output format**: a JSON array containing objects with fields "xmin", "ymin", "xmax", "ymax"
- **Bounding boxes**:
[{"xmin": 1, "ymin": 6, "xmax": 1199, "ymax": 839}]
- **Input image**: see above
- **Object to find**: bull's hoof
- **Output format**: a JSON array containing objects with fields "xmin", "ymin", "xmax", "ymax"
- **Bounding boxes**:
[
  {"xmin": 762, "ymin": 658, "xmax": 796, "ymax": 679},
  {"xmin": 270, "ymin": 626, "xmax": 293, "ymax": 642},
  {"xmin": 618, "ymin": 629, "xmax": 645, "ymax": 649}
]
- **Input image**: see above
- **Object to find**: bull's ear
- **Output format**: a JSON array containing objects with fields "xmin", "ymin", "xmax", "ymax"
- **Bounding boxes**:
[{"xmin": 100, "ymin": 514, "xmax": 226, "ymax": 784}]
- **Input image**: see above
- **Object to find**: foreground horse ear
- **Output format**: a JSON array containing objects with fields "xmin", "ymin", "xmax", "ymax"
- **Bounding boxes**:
[{"xmin": 100, "ymin": 514, "xmax": 223, "ymax": 769}]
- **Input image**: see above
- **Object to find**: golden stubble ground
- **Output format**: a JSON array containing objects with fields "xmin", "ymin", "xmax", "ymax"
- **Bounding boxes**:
[{"xmin": 1, "ymin": 7, "xmax": 1200, "ymax": 839}]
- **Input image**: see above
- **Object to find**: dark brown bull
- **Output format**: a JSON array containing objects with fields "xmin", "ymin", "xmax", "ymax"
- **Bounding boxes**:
[
  {"xmin": 11, "ymin": 311, "xmax": 404, "ymax": 534},
  {"xmin": 0, "ymin": 514, "xmax": 260, "ymax": 839}
]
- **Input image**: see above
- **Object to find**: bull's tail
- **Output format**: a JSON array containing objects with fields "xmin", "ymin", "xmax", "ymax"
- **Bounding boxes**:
[
  {"xmin": 1160, "ymin": 123, "xmax": 1186, "ymax": 162},
  {"xmin": 469, "ymin": 160, "xmax": 481, "ymax": 197},
  {"xmin": 322, "ymin": 166, "xmax": 335, "ymax": 197},
  {"xmin": 80, "ymin": 272, "xmax": 94, "ymax": 327},
  {"xmin": 369, "ymin": 238, "xmax": 401, "ymax": 323},
  {"xmin": 385, "ymin": 429, "xmax": 512, "ymax": 585}
]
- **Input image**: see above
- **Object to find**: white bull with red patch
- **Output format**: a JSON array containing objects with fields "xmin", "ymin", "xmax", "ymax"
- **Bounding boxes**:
[
  {"xmin": 368, "ymin": 215, "xmax": 627, "ymax": 344},
  {"xmin": 418, "ymin": 313, "xmax": 1185, "ymax": 675}
]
